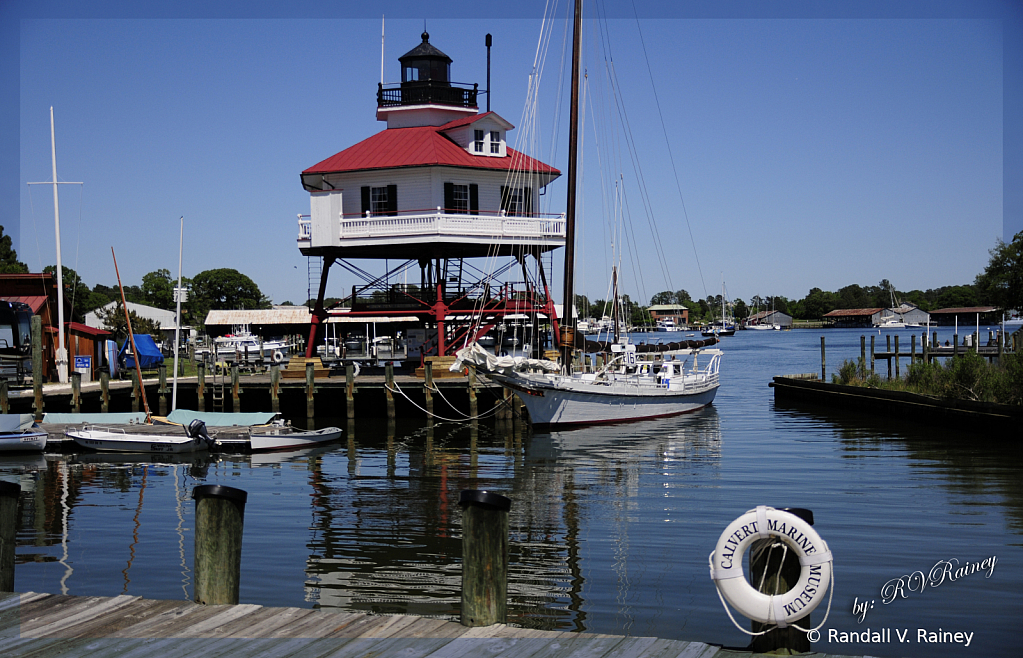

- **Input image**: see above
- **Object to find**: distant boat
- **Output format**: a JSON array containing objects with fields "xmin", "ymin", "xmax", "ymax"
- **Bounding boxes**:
[
  {"xmin": 65, "ymin": 419, "xmax": 215, "ymax": 453},
  {"xmin": 655, "ymin": 318, "xmax": 680, "ymax": 332}
]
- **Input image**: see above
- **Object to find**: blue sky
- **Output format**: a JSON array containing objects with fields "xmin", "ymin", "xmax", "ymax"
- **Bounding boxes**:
[{"xmin": 4, "ymin": 1, "xmax": 1020, "ymax": 309}]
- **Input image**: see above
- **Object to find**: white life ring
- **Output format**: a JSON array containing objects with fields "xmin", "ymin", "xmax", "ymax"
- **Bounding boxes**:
[
  {"xmin": 709, "ymin": 506, "xmax": 832, "ymax": 627},
  {"xmin": 271, "ymin": 350, "xmax": 284, "ymax": 364}
]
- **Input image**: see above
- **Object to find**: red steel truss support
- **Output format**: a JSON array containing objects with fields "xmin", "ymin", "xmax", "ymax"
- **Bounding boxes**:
[{"xmin": 305, "ymin": 257, "xmax": 336, "ymax": 358}]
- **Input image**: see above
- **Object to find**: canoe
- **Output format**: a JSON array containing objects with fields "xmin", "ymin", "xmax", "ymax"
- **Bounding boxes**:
[
  {"xmin": 248, "ymin": 426, "xmax": 343, "ymax": 452},
  {"xmin": 65, "ymin": 427, "xmax": 210, "ymax": 453}
]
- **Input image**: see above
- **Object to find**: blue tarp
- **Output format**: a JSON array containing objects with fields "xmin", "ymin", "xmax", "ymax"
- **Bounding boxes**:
[{"xmin": 119, "ymin": 334, "xmax": 164, "ymax": 369}]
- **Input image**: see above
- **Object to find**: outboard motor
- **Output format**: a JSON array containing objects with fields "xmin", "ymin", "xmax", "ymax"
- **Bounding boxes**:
[{"xmin": 186, "ymin": 419, "xmax": 216, "ymax": 448}]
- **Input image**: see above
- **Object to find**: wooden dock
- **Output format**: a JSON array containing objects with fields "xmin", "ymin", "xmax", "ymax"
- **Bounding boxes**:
[{"xmin": 0, "ymin": 592, "xmax": 870, "ymax": 658}]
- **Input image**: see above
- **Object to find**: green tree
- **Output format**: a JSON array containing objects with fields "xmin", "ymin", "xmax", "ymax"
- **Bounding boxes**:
[
  {"xmin": 650, "ymin": 290, "xmax": 674, "ymax": 305},
  {"xmin": 733, "ymin": 299, "xmax": 748, "ymax": 321},
  {"xmin": 96, "ymin": 302, "xmax": 162, "ymax": 342},
  {"xmin": 43, "ymin": 265, "xmax": 90, "ymax": 322},
  {"xmin": 0, "ymin": 225, "xmax": 28, "ymax": 273},
  {"xmin": 975, "ymin": 231, "xmax": 1023, "ymax": 313},
  {"xmin": 141, "ymin": 269, "xmax": 179, "ymax": 310},
  {"xmin": 190, "ymin": 268, "xmax": 270, "ymax": 329},
  {"xmin": 934, "ymin": 285, "xmax": 980, "ymax": 310},
  {"xmin": 801, "ymin": 287, "xmax": 836, "ymax": 320}
]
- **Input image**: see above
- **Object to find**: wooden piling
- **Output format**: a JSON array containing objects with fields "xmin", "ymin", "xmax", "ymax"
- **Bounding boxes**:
[
  {"xmin": 197, "ymin": 363, "xmax": 206, "ymax": 412},
  {"xmin": 192, "ymin": 484, "xmax": 247, "ymax": 606},
  {"xmin": 911, "ymin": 334, "xmax": 916, "ymax": 365},
  {"xmin": 820, "ymin": 336, "xmax": 825, "ymax": 381},
  {"xmin": 894, "ymin": 336, "xmax": 900, "ymax": 379},
  {"xmin": 0, "ymin": 481, "xmax": 19, "ymax": 592},
  {"xmin": 345, "ymin": 364, "xmax": 355, "ymax": 419},
  {"xmin": 231, "ymin": 364, "xmax": 241, "ymax": 412},
  {"xmin": 270, "ymin": 364, "xmax": 280, "ymax": 413},
  {"xmin": 158, "ymin": 364, "xmax": 168, "ymax": 416},
  {"xmin": 860, "ymin": 335, "xmax": 865, "ymax": 366},
  {"xmin": 131, "ymin": 369, "xmax": 140, "ymax": 412},
  {"xmin": 0, "ymin": 381, "xmax": 7, "ymax": 414},
  {"xmin": 870, "ymin": 334, "xmax": 875, "ymax": 374},
  {"xmin": 749, "ymin": 507, "xmax": 814, "ymax": 653},
  {"xmin": 100, "ymin": 370, "xmax": 110, "ymax": 413},
  {"xmin": 305, "ymin": 361, "xmax": 315, "ymax": 419},
  {"xmin": 922, "ymin": 332, "xmax": 929, "ymax": 363},
  {"xmin": 459, "ymin": 490, "xmax": 510, "ymax": 627},
  {"xmin": 71, "ymin": 371, "xmax": 81, "ymax": 413},
  {"xmin": 32, "ymin": 315, "xmax": 43, "ymax": 421},
  {"xmin": 424, "ymin": 361, "xmax": 434, "ymax": 417},
  {"xmin": 468, "ymin": 365, "xmax": 478, "ymax": 419},
  {"xmin": 953, "ymin": 333, "xmax": 959, "ymax": 358},
  {"xmin": 385, "ymin": 362, "xmax": 395, "ymax": 420}
]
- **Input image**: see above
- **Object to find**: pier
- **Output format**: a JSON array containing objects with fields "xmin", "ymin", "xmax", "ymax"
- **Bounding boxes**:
[{"xmin": 1, "ymin": 592, "xmax": 869, "ymax": 658}]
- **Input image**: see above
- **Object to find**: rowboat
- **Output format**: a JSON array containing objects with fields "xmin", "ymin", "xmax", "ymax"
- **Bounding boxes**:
[{"xmin": 248, "ymin": 426, "xmax": 343, "ymax": 452}]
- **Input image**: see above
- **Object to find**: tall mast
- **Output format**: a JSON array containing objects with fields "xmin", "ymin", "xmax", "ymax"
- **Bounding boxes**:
[
  {"xmin": 559, "ymin": 0, "xmax": 583, "ymax": 371},
  {"xmin": 50, "ymin": 108, "xmax": 68, "ymax": 383}
]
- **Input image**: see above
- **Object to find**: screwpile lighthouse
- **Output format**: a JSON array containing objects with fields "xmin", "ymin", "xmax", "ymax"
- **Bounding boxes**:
[{"xmin": 298, "ymin": 32, "xmax": 565, "ymax": 362}]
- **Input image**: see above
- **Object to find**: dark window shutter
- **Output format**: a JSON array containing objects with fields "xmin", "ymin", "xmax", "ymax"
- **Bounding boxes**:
[
  {"xmin": 444, "ymin": 182, "xmax": 454, "ymax": 211},
  {"xmin": 387, "ymin": 184, "xmax": 398, "ymax": 216},
  {"xmin": 524, "ymin": 187, "xmax": 532, "ymax": 216},
  {"xmin": 500, "ymin": 185, "xmax": 508, "ymax": 214},
  {"xmin": 361, "ymin": 187, "xmax": 371, "ymax": 215},
  {"xmin": 469, "ymin": 184, "xmax": 478, "ymax": 213}
]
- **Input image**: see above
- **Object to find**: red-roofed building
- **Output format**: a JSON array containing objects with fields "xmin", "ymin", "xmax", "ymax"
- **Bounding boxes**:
[
  {"xmin": 0, "ymin": 273, "xmax": 72, "ymax": 381},
  {"xmin": 297, "ymin": 32, "xmax": 566, "ymax": 358}
]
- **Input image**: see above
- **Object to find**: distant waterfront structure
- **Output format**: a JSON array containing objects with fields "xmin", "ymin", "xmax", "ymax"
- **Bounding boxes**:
[
  {"xmin": 296, "ymin": 31, "xmax": 565, "ymax": 360},
  {"xmin": 822, "ymin": 308, "xmax": 885, "ymax": 328}
]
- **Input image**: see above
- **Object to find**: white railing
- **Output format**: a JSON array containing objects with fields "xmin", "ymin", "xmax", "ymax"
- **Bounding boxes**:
[{"xmin": 297, "ymin": 210, "xmax": 565, "ymax": 245}]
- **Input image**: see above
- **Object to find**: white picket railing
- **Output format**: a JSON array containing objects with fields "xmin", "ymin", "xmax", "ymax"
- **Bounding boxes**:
[{"xmin": 297, "ymin": 210, "xmax": 566, "ymax": 245}]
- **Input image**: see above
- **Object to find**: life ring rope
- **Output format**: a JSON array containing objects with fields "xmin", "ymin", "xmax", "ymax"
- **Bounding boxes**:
[{"xmin": 709, "ymin": 506, "xmax": 835, "ymax": 635}]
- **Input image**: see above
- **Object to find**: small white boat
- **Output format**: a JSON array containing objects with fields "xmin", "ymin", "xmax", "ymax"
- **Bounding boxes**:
[
  {"xmin": 0, "ymin": 414, "xmax": 47, "ymax": 452},
  {"xmin": 248, "ymin": 426, "xmax": 343, "ymax": 452},
  {"xmin": 66, "ymin": 422, "xmax": 213, "ymax": 453}
]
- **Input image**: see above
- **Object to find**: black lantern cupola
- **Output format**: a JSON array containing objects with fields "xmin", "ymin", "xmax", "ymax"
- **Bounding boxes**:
[
  {"xmin": 377, "ymin": 31, "xmax": 478, "ymax": 127},
  {"xmin": 400, "ymin": 32, "xmax": 452, "ymax": 84}
]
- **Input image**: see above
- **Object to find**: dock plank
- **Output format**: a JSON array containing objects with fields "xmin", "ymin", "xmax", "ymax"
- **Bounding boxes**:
[{"xmin": 22, "ymin": 595, "xmax": 141, "ymax": 638}]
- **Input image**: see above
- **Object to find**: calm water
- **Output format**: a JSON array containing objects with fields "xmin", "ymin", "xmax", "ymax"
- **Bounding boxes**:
[{"xmin": 4, "ymin": 327, "xmax": 1020, "ymax": 657}]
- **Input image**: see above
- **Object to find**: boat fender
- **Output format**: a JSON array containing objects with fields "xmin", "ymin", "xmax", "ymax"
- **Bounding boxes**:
[
  {"xmin": 709, "ymin": 506, "xmax": 832, "ymax": 627},
  {"xmin": 352, "ymin": 362, "xmax": 360, "ymax": 378},
  {"xmin": 272, "ymin": 350, "xmax": 284, "ymax": 364}
]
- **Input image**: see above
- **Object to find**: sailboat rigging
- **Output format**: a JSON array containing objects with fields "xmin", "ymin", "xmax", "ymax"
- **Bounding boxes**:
[{"xmin": 453, "ymin": 0, "xmax": 722, "ymax": 427}]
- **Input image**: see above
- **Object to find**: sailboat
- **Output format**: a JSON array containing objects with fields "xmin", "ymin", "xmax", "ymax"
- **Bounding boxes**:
[
  {"xmin": 701, "ymin": 280, "xmax": 736, "ymax": 337},
  {"xmin": 452, "ymin": 0, "xmax": 722, "ymax": 428}
]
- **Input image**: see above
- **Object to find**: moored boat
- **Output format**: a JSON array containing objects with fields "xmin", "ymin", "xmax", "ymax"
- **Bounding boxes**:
[
  {"xmin": 248, "ymin": 425, "xmax": 344, "ymax": 452},
  {"xmin": 0, "ymin": 414, "xmax": 47, "ymax": 452},
  {"xmin": 65, "ymin": 419, "xmax": 215, "ymax": 453}
]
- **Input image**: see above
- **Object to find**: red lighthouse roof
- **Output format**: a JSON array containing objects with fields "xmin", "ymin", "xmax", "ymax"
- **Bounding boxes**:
[{"xmin": 301, "ymin": 114, "xmax": 559, "ymax": 183}]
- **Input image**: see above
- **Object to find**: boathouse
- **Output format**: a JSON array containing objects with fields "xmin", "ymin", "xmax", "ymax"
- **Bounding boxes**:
[
  {"xmin": 822, "ymin": 307, "xmax": 885, "ymax": 328},
  {"xmin": 928, "ymin": 306, "xmax": 1000, "ymax": 326},
  {"xmin": 647, "ymin": 304, "xmax": 689, "ymax": 326},
  {"xmin": 878, "ymin": 302, "xmax": 929, "ymax": 326},
  {"xmin": 296, "ymin": 31, "xmax": 564, "ymax": 360},
  {"xmin": 747, "ymin": 309, "xmax": 793, "ymax": 328}
]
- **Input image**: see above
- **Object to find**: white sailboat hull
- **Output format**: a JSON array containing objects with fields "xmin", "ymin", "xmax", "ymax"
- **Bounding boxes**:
[
  {"xmin": 492, "ymin": 371, "xmax": 719, "ymax": 427},
  {"xmin": 0, "ymin": 430, "xmax": 47, "ymax": 452}
]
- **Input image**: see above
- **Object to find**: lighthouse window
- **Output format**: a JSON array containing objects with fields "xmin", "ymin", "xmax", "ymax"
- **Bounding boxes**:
[
  {"xmin": 490, "ymin": 131, "xmax": 501, "ymax": 154},
  {"xmin": 501, "ymin": 185, "xmax": 531, "ymax": 216},
  {"xmin": 371, "ymin": 187, "xmax": 390, "ymax": 213},
  {"xmin": 474, "ymin": 130, "xmax": 484, "ymax": 153},
  {"xmin": 451, "ymin": 184, "xmax": 469, "ymax": 212}
]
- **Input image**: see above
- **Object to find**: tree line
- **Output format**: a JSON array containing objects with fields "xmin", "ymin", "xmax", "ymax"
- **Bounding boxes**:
[{"xmin": 577, "ymin": 232, "xmax": 1023, "ymax": 324}]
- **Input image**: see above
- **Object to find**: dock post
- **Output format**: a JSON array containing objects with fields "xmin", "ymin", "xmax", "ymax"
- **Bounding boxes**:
[
  {"xmin": 231, "ymin": 364, "xmax": 241, "ymax": 412},
  {"xmin": 71, "ymin": 371, "xmax": 81, "ymax": 413},
  {"xmin": 820, "ymin": 336, "xmax": 825, "ymax": 381},
  {"xmin": 385, "ymin": 362, "xmax": 395, "ymax": 420},
  {"xmin": 100, "ymin": 370, "xmax": 110, "ymax": 413},
  {"xmin": 0, "ymin": 381, "xmax": 7, "ymax": 414},
  {"xmin": 894, "ymin": 336, "xmax": 900, "ymax": 379},
  {"xmin": 131, "ymin": 369, "xmax": 140, "ymax": 412},
  {"xmin": 158, "ymin": 364, "xmax": 168, "ymax": 416},
  {"xmin": 870, "ymin": 334, "xmax": 876, "ymax": 374},
  {"xmin": 345, "ymin": 364, "xmax": 355, "ymax": 419},
  {"xmin": 424, "ymin": 361, "xmax": 434, "ymax": 417},
  {"xmin": 305, "ymin": 361, "xmax": 315, "ymax": 419},
  {"xmin": 0, "ymin": 481, "xmax": 19, "ymax": 592},
  {"xmin": 749, "ymin": 507, "xmax": 814, "ymax": 653},
  {"xmin": 468, "ymin": 365, "xmax": 478, "ymax": 418},
  {"xmin": 953, "ymin": 333, "xmax": 959, "ymax": 359},
  {"xmin": 923, "ymin": 333, "xmax": 930, "ymax": 364},
  {"xmin": 192, "ymin": 485, "xmax": 247, "ymax": 605},
  {"xmin": 197, "ymin": 363, "xmax": 206, "ymax": 412},
  {"xmin": 31, "ymin": 316, "xmax": 43, "ymax": 421},
  {"xmin": 459, "ymin": 490, "xmax": 511, "ymax": 627},
  {"xmin": 998, "ymin": 330, "xmax": 1004, "ymax": 363},
  {"xmin": 860, "ymin": 335, "xmax": 865, "ymax": 367},
  {"xmin": 911, "ymin": 334, "xmax": 916, "ymax": 365},
  {"xmin": 270, "ymin": 364, "xmax": 280, "ymax": 413}
]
